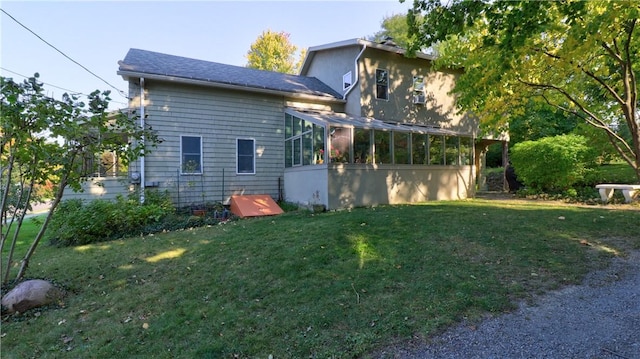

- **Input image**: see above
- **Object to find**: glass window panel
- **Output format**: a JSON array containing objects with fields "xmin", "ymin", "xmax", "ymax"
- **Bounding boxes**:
[
  {"xmin": 293, "ymin": 117, "xmax": 302, "ymax": 136},
  {"xmin": 329, "ymin": 127, "xmax": 350, "ymax": 163},
  {"xmin": 445, "ymin": 136, "xmax": 459, "ymax": 165},
  {"xmin": 354, "ymin": 128, "xmax": 371, "ymax": 163},
  {"xmin": 293, "ymin": 137, "xmax": 302, "ymax": 166},
  {"xmin": 394, "ymin": 132, "xmax": 410, "ymax": 164},
  {"xmin": 313, "ymin": 124, "xmax": 325, "ymax": 164},
  {"xmin": 285, "ymin": 139, "xmax": 292, "ymax": 168},
  {"xmin": 303, "ymin": 132, "xmax": 312, "ymax": 166},
  {"xmin": 376, "ymin": 69, "xmax": 388, "ymax": 100},
  {"xmin": 181, "ymin": 136, "xmax": 202, "ymax": 173},
  {"xmin": 429, "ymin": 135, "xmax": 444, "ymax": 165},
  {"xmin": 285, "ymin": 114, "xmax": 293, "ymax": 138},
  {"xmin": 412, "ymin": 133, "xmax": 427, "ymax": 165},
  {"xmin": 237, "ymin": 139, "xmax": 254, "ymax": 174},
  {"xmin": 460, "ymin": 137, "xmax": 473, "ymax": 165},
  {"xmin": 374, "ymin": 130, "xmax": 391, "ymax": 164}
]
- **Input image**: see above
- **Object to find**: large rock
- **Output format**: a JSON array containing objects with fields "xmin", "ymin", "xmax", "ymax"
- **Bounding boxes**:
[{"xmin": 1, "ymin": 279, "xmax": 63, "ymax": 314}]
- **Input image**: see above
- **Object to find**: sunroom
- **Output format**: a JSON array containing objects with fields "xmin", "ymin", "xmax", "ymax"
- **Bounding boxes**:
[{"xmin": 283, "ymin": 109, "xmax": 476, "ymax": 209}]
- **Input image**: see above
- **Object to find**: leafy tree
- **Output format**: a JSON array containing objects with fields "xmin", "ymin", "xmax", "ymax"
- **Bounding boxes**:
[
  {"xmin": 246, "ymin": 30, "xmax": 301, "ymax": 74},
  {"xmin": 408, "ymin": 0, "xmax": 640, "ymax": 181},
  {"xmin": 1, "ymin": 74, "xmax": 157, "ymax": 283},
  {"xmin": 370, "ymin": 13, "xmax": 413, "ymax": 49}
]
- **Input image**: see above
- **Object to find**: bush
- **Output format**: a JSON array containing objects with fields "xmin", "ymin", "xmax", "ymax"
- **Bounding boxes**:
[
  {"xmin": 47, "ymin": 190, "xmax": 174, "ymax": 246},
  {"xmin": 510, "ymin": 134, "xmax": 597, "ymax": 192}
]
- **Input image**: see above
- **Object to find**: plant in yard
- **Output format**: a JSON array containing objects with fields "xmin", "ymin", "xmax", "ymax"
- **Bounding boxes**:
[
  {"xmin": 0, "ymin": 74, "xmax": 157, "ymax": 284},
  {"xmin": 2, "ymin": 202, "xmax": 638, "ymax": 357}
]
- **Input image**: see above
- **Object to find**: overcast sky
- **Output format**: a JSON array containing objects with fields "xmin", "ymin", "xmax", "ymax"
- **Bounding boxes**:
[{"xmin": 1, "ymin": 0, "xmax": 411, "ymax": 110}]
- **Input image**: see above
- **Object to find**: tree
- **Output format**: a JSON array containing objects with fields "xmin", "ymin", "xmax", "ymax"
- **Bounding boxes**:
[
  {"xmin": 407, "ymin": 0, "xmax": 640, "ymax": 181},
  {"xmin": 370, "ymin": 13, "xmax": 412, "ymax": 49},
  {"xmin": 1, "ymin": 74, "xmax": 157, "ymax": 284},
  {"xmin": 246, "ymin": 30, "xmax": 301, "ymax": 74}
]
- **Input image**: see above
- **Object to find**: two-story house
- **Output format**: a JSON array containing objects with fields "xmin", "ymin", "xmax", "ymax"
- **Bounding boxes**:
[{"xmin": 93, "ymin": 38, "xmax": 482, "ymax": 210}]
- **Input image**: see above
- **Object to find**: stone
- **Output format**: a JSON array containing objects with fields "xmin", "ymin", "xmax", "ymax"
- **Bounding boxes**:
[{"xmin": 1, "ymin": 279, "xmax": 63, "ymax": 314}]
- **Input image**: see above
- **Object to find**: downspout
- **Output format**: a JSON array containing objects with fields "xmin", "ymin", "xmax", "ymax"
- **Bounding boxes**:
[
  {"xmin": 343, "ymin": 44, "xmax": 366, "ymax": 100},
  {"xmin": 139, "ymin": 77, "xmax": 145, "ymax": 204}
]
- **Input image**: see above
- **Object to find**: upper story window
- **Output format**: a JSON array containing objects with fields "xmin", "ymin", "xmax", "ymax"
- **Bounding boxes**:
[
  {"xmin": 343, "ymin": 71, "xmax": 352, "ymax": 91},
  {"xmin": 413, "ymin": 76, "xmax": 426, "ymax": 104},
  {"xmin": 237, "ymin": 138, "xmax": 255, "ymax": 174},
  {"xmin": 181, "ymin": 135, "xmax": 202, "ymax": 174},
  {"xmin": 375, "ymin": 69, "xmax": 388, "ymax": 100}
]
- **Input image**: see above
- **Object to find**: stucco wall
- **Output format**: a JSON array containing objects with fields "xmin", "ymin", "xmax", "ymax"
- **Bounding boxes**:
[
  {"xmin": 327, "ymin": 164, "xmax": 475, "ymax": 209},
  {"xmin": 283, "ymin": 166, "xmax": 329, "ymax": 207}
]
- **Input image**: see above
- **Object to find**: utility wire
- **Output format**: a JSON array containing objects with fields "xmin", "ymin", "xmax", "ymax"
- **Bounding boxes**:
[
  {"xmin": 1, "ymin": 8, "xmax": 128, "ymax": 99},
  {"xmin": 0, "ymin": 66, "xmax": 129, "ymax": 106}
]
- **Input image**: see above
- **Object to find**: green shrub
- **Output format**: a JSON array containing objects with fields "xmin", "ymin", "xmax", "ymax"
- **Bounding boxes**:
[
  {"xmin": 510, "ymin": 134, "xmax": 597, "ymax": 192},
  {"xmin": 47, "ymin": 191, "xmax": 174, "ymax": 246}
]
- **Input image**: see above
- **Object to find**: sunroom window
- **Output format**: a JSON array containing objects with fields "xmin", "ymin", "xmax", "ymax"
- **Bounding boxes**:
[{"xmin": 285, "ymin": 114, "xmax": 326, "ymax": 167}]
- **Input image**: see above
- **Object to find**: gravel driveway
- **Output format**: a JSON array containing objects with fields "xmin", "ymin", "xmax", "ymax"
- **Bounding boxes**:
[{"xmin": 375, "ymin": 250, "xmax": 640, "ymax": 359}]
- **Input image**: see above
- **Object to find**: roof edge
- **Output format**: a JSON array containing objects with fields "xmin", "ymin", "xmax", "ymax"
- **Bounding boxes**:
[{"xmin": 118, "ymin": 70, "xmax": 346, "ymax": 104}]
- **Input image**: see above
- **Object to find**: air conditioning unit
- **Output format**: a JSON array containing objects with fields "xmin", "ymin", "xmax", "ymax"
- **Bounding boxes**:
[{"xmin": 413, "ymin": 94, "xmax": 426, "ymax": 104}]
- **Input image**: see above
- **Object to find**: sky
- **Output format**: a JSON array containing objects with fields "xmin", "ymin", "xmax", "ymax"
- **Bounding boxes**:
[{"xmin": 1, "ymin": 0, "xmax": 412, "ymax": 110}]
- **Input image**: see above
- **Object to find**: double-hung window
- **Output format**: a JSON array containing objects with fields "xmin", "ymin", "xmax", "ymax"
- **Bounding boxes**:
[
  {"xmin": 237, "ymin": 138, "xmax": 255, "ymax": 174},
  {"xmin": 181, "ymin": 135, "xmax": 202, "ymax": 174},
  {"xmin": 375, "ymin": 69, "xmax": 389, "ymax": 100}
]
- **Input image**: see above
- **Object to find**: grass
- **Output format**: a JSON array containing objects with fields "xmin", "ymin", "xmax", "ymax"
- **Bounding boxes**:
[{"xmin": 2, "ymin": 200, "xmax": 640, "ymax": 358}]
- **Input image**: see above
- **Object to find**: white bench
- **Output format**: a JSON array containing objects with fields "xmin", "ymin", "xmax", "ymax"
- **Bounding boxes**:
[{"xmin": 595, "ymin": 184, "xmax": 640, "ymax": 203}]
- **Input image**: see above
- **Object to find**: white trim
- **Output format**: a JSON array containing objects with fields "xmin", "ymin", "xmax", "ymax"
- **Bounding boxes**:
[
  {"xmin": 180, "ymin": 135, "xmax": 203, "ymax": 175},
  {"xmin": 236, "ymin": 137, "xmax": 256, "ymax": 175}
]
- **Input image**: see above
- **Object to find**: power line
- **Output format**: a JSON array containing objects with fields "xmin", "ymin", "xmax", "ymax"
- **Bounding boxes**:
[
  {"xmin": 0, "ymin": 8, "xmax": 128, "ymax": 99},
  {"xmin": 0, "ymin": 66, "xmax": 129, "ymax": 107}
]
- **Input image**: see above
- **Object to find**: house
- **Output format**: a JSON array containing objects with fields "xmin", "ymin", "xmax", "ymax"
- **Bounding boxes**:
[{"xmin": 71, "ymin": 38, "xmax": 495, "ymax": 209}]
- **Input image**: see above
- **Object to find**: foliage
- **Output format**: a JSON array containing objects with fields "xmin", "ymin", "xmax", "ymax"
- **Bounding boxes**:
[
  {"xmin": 246, "ymin": 30, "xmax": 301, "ymax": 74},
  {"xmin": 370, "ymin": 13, "xmax": 416, "ymax": 49},
  {"xmin": 46, "ymin": 194, "xmax": 170, "ymax": 247},
  {"xmin": 510, "ymin": 134, "xmax": 597, "ymax": 192},
  {"xmin": 0, "ymin": 74, "xmax": 157, "ymax": 283},
  {"xmin": 408, "ymin": 0, "xmax": 640, "ymax": 181},
  {"xmin": 2, "ymin": 202, "xmax": 638, "ymax": 357}
]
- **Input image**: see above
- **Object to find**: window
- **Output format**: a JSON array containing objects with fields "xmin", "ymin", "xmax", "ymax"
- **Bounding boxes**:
[
  {"xmin": 343, "ymin": 71, "xmax": 352, "ymax": 91},
  {"xmin": 329, "ymin": 127, "xmax": 350, "ymax": 163},
  {"xmin": 354, "ymin": 128, "xmax": 371, "ymax": 163},
  {"xmin": 181, "ymin": 135, "xmax": 202, "ymax": 174},
  {"xmin": 460, "ymin": 137, "xmax": 473, "ymax": 165},
  {"xmin": 237, "ymin": 138, "xmax": 255, "ymax": 174},
  {"xmin": 374, "ymin": 130, "xmax": 391, "ymax": 164},
  {"xmin": 445, "ymin": 136, "xmax": 460, "ymax": 165},
  {"xmin": 413, "ymin": 76, "xmax": 426, "ymax": 104},
  {"xmin": 394, "ymin": 132, "xmax": 411, "ymax": 164},
  {"xmin": 412, "ymin": 133, "xmax": 428, "ymax": 165},
  {"xmin": 429, "ymin": 135, "xmax": 444, "ymax": 165},
  {"xmin": 375, "ymin": 69, "xmax": 388, "ymax": 100},
  {"xmin": 285, "ymin": 114, "xmax": 326, "ymax": 167}
]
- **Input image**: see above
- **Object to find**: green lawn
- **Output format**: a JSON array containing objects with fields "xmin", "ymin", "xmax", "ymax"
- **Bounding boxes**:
[{"xmin": 2, "ymin": 200, "xmax": 639, "ymax": 358}]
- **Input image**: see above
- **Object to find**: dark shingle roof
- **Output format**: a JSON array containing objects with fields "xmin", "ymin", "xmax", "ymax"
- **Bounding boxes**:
[{"xmin": 118, "ymin": 49, "xmax": 342, "ymax": 100}]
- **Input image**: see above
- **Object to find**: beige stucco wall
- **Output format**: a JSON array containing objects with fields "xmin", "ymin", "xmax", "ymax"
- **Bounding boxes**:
[
  {"xmin": 327, "ymin": 164, "xmax": 475, "ymax": 209},
  {"xmin": 358, "ymin": 49, "xmax": 477, "ymax": 135}
]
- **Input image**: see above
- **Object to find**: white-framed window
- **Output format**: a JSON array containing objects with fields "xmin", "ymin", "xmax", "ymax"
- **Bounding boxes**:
[
  {"xmin": 375, "ymin": 69, "xmax": 389, "ymax": 100},
  {"xmin": 413, "ymin": 76, "xmax": 426, "ymax": 104},
  {"xmin": 343, "ymin": 71, "xmax": 352, "ymax": 91},
  {"xmin": 236, "ymin": 138, "xmax": 255, "ymax": 174},
  {"xmin": 181, "ymin": 135, "xmax": 202, "ymax": 174}
]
